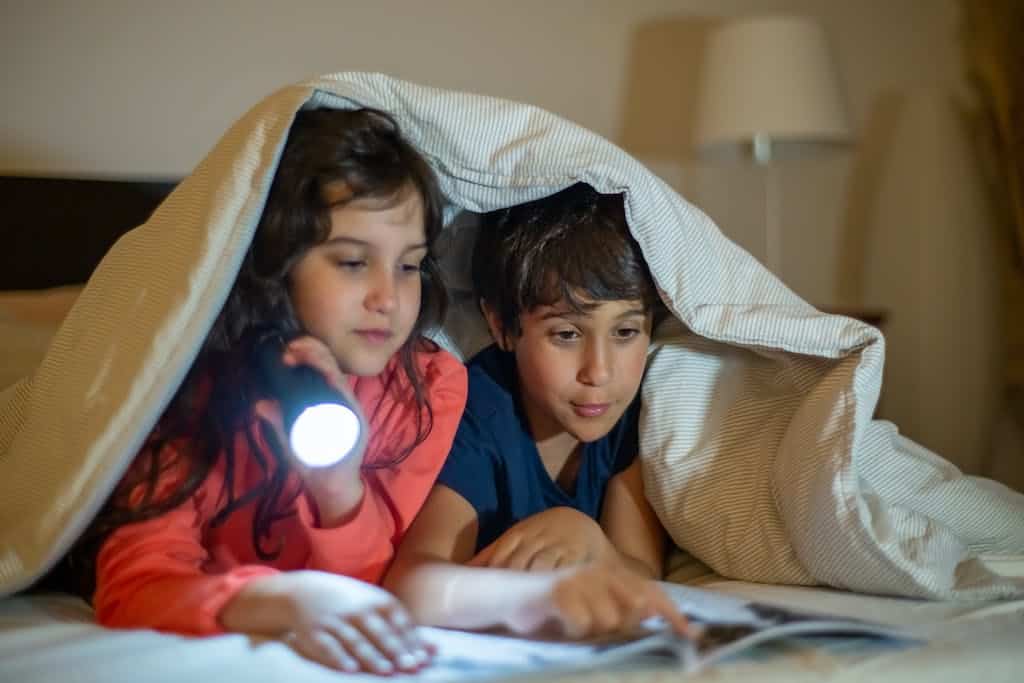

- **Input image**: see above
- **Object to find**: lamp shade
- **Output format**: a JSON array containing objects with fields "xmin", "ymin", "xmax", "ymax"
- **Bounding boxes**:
[{"xmin": 694, "ymin": 16, "xmax": 850, "ymax": 156}]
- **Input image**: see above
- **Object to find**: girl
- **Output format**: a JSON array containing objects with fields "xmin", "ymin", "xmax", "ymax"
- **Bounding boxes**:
[
  {"xmin": 384, "ymin": 183, "xmax": 690, "ymax": 640},
  {"xmin": 64, "ymin": 108, "xmax": 467, "ymax": 675}
]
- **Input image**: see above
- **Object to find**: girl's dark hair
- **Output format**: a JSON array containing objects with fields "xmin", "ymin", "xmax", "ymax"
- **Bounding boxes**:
[
  {"xmin": 471, "ymin": 182, "xmax": 662, "ymax": 342},
  {"xmin": 52, "ymin": 108, "xmax": 448, "ymax": 599}
]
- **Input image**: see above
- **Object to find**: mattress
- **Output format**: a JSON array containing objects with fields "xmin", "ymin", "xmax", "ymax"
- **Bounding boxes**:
[{"xmin": 2, "ymin": 575, "xmax": 1022, "ymax": 683}]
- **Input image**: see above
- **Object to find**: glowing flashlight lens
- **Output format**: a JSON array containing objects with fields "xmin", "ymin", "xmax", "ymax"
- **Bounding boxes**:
[{"xmin": 289, "ymin": 403, "xmax": 361, "ymax": 467}]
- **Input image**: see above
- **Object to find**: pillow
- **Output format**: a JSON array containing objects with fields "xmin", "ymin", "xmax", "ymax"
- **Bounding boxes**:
[
  {"xmin": 0, "ymin": 286, "xmax": 82, "ymax": 389},
  {"xmin": 0, "ymin": 285, "xmax": 82, "ymax": 326}
]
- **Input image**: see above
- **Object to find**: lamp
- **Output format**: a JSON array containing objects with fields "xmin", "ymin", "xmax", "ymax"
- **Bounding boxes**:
[
  {"xmin": 694, "ymin": 16, "xmax": 851, "ymax": 276},
  {"xmin": 254, "ymin": 330, "xmax": 366, "ymax": 468}
]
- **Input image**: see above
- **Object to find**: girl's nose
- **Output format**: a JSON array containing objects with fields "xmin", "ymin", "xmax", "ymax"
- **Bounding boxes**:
[
  {"xmin": 365, "ymin": 268, "xmax": 397, "ymax": 314},
  {"xmin": 578, "ymin": 342, "xmax": 611, "ymax": 386}
]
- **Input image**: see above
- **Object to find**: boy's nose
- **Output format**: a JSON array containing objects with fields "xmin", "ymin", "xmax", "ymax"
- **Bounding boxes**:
[{"xmin": 578, "ymin": 343, "xmax": 612, "ymax": 386}]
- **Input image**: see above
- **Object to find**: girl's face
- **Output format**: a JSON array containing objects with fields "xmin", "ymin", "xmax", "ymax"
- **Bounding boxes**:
[
  {"xmin": 486, "ymin": 295, "xmax": 652, "ymax": 444},
  {"xmin": 288, "ymin": 185, "xmax": 427, "ymax": 377}
]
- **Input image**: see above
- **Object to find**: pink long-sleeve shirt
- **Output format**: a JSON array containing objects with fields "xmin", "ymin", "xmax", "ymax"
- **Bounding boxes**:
[{"xmin": 93, "ymin": 348, "xmax": 466, "ymax": 635}]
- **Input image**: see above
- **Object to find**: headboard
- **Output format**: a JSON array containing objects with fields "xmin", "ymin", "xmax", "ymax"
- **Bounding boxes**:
[{"xmin": 1, "ymin": 175, "xmax": 177, "ymax": 291}]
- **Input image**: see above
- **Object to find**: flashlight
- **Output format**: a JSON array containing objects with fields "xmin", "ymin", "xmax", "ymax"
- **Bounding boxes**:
[{"xmin": 253, "ymin": 330, "xmax": 366, "ymax": 468}]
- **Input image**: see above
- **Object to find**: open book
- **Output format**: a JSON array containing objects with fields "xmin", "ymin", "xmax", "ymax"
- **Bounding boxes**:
[{"xmin": 419, "ymin": 583, "xmax": 920, "ymax": 679}]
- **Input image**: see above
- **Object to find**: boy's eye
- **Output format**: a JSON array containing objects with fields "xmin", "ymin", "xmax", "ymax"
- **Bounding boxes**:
[
  {"xmin": 615, "ymin": 327, "xmax": 642, "ymax": 340},
  {"xmin": 551, "ymin": 329, "xmax": 580, "ymax": 342}
]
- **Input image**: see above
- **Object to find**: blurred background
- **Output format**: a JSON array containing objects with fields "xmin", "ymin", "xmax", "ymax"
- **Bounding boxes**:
[{"xmin": 2, "ymin": 0, "xmax": 1020, "ymax": 489}]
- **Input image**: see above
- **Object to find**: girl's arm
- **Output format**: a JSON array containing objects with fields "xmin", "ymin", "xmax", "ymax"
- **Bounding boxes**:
[
  {"xmin": 94, "ymin": 449, "xmax": 433, "ymax": 674},
  {"xmin": 599, "ymin": 458, "xmax": 667, "ymax": 579},
  {"xmin": 288, "ymin": 348, "xmax": 468, "ymax": 578},
  {"xmin": 94, "ymin": 488, "xmax": 279, "ymax": 635}
]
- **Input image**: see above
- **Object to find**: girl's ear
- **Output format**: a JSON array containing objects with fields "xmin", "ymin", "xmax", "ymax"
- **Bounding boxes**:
[{"xmin": 480, "ymin": 300, "xmax": 512, "ymax": 351}]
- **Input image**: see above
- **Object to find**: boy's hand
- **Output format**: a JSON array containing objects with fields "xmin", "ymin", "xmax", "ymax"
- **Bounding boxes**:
[
  {"xmin": 506, "ymin": 564, "xmax": 690, "ymax": 639},
  {"xmin": 469, "ymin": 507, "xmax": 616, "ymax": 571},
  {"xmin": 253, "ymin": 335, "xmax": 366, "ymax": 526},
  {"xmin": 222, "ymin": 571, "xmax": 433, "ymax": 675}
]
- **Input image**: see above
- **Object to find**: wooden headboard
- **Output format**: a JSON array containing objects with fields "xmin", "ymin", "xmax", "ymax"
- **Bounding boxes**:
[{"xmin": 1, "ymin": 175, "xmax": 177, "ymax": 290}]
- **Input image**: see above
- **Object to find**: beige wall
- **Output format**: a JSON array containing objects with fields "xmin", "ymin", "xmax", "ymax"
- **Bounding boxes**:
[{"xmin": 1, "ymin": 0, "xmax": 1006, "ymax": 478}]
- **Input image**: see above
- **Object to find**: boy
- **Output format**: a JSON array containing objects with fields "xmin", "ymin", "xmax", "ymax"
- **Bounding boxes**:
[{"xmin": 384, "ymin": 183, "xmax": 684, "ymax": 639}]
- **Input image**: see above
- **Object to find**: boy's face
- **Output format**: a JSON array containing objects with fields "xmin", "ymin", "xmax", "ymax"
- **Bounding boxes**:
[{"xmin": 486, "ymin": 295, "xmax": 652, "ymax": 444}]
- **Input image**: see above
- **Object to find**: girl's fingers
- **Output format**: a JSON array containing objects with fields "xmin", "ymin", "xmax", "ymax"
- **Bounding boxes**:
[
  {"xmin": 322, "ymin": 619, "xmax": 395, "ymax": 675},
  {"xmin": 283, "ymin": 337, "xmax": 348, "ymax": 393},
  {"xmin": 352, "ymin": 610, "xmax": 429, "ymax": 673},
  {"xmin": 386, "ymin": 604, "xmax": 435, "ymax": 655},
  {"xmin": 287, "ymin": 630, "xmax": 360, "ymax": 674},
  {"xmin": 381, "ymin": 606, "xmax": 434, "ymax": 669}
]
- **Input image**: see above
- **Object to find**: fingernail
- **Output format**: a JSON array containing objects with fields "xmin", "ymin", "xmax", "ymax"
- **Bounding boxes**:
[
  {"xmin": 396, "ymin": 653, "xmax": 419, "ymax": 670},
  {"xmin": 374, "ymin": 659, "xmax": 394, "ymax": 674}
]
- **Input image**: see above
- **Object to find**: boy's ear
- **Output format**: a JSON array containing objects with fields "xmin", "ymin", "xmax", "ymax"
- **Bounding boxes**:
[{"xmin": 480, "ymin": 300, "xmax": 512, "ymax": 351}]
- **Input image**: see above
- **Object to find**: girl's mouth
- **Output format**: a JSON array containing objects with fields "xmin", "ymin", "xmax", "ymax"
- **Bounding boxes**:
[{"xmin": 355, "ymin": 329, "xmax": 394, "ymax": 344}]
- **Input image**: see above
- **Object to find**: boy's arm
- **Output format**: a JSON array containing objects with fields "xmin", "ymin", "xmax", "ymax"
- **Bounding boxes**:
[
  {"xmin": 599, "ymin": 459, "xmax": 667, "ymax": 579},
  {"xmin": 382, "ymin": 483, "xmax": 506, "ymax": 628},
  {"xmin": 383, "ymin": 484, "xmax": 688, "ymax": 637}
]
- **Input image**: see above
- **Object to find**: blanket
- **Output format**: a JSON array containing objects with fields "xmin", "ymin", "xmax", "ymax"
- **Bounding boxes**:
[{"xmin": 1, "ymin": 72, "xmax": 1022, "ymax": 599}]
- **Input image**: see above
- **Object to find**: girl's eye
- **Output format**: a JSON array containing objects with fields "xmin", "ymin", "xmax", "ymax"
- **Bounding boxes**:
[
  {"xmin": 333, "ymin": 254, "xmax": 366, "ymax": 268},
  {"xmin": 399, "ymin": 261, "xmax": 424, "ymax": 274}
]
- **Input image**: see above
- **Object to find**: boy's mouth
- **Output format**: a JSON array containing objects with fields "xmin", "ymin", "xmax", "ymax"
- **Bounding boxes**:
[{"xmin": 572, "ymin": 402, "xmax": 610, "ymax": 418}]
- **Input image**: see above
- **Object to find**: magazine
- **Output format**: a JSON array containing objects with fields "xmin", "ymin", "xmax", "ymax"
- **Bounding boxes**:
[{"xmin": 418, "ymin": 583, "xmax": 921, "ymax": 679}]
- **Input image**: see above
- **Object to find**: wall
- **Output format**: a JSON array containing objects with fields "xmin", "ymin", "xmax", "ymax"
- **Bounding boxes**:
[{"xmin": 1, "ymin": 0, "xmax": 1008, "ymax": 479}]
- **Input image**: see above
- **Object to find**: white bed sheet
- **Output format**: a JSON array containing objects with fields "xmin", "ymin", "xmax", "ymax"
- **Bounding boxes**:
[{"xmin": 2, "ymin": 577, "xmax": 1021, "ymax": 683}]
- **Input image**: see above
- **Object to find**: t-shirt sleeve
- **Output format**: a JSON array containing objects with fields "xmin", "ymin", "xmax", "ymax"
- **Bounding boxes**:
[{"xmin": 435, "ymin": 407, "xmax": 502, "ymax": 542}]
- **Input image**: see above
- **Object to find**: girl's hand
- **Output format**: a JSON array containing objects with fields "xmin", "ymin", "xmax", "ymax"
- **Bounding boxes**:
[
  {"xmin": 223, "ymin": 571, "xmax": 434, "ymax": 675},
  {"xmin": 507, "ymin": 564, "xmax": 690, "ymax": 640},
  {"xmin": 253, "ymin": 335, "xmax": 366, "ymax": 526},
  {"xmin": 469, "ymin": 507, "xmax": 616, "ymax": 571}
]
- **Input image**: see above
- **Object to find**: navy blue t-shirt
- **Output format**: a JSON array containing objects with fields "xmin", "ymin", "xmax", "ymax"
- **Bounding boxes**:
[{"xmin": 436, "ymin": 344, "xmax": 640, "ymax": 553}]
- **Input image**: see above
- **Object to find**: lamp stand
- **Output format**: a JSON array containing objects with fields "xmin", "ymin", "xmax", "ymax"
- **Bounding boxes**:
[{"xmin": 753, "ymin": 134, "xmax": 782, "ymax": 277}]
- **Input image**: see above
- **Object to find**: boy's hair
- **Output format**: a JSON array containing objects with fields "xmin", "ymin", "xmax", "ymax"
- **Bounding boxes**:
[
  {"xmin": 58, "ymin": 108, "xmax": 447, "ymax": 598},
  {"xmin": 472, "ymin": 183, "xmax": 661, "ymax": 342}
]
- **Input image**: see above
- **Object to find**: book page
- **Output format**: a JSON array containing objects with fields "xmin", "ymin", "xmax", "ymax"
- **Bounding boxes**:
[{"xmin": 416, "ymin": 583, "xmax": 918, "ymax": 679}]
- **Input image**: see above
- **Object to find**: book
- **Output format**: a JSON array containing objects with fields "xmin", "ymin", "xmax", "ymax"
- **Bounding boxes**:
[{"xmin": 418, "ymin": 583, "xmax": 920, "ymax": 679}]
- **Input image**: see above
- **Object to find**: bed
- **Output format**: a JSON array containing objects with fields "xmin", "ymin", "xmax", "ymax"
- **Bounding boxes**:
[
  {"xmin": 0, "ymin": 72, "xmax": 1019, "ymax": 679},
  {"xmin": 2, "ymin": 174, "xmax": 1022, "ymax": 681}
]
